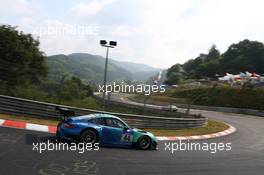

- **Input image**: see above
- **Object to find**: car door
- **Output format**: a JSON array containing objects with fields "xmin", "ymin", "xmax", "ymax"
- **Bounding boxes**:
[{"xmin": 101, "ymin": 118, "xmax": 133, "ymax": 146}]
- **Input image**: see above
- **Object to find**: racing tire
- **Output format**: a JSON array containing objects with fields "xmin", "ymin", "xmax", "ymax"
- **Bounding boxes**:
[
  {"xmin": 56, "ymin": 131, "xmax": 63, "ymax": 142},
  {"xmin": 79, "ymin": 129, "xmax": 98, "ymax": 144},
  {"xmin": 138, "ymin": 136, "xmax": 151, "ymax": 150}
]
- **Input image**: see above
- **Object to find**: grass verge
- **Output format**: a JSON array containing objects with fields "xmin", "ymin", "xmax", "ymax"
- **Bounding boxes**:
[
  {"xmin": 144, "ymin": 120, "xmax": 229, "ymax": 136},
  {"xmin": 128, "ymin": 95, "xmax": 188, "ymax": 106},
  {"xmin": 0, "ymin": 114, "xmax": 229, "ymax": 136},
  {"xmin": 150, "ymin": 96, "xmax": 188, "ymax": 104}
]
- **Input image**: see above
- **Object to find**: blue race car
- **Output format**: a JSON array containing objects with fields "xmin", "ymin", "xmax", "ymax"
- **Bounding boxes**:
[{"xmin": 56, "ymin": 107, "xmax": 158, "ymax": 150}]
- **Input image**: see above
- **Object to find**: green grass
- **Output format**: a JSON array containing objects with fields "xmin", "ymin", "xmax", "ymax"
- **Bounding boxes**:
[
  {"xmin": 171, "ymin": 87, "xmax": 264, "ymax": 110},
  {"xmin": 144, "ymin": 120, "xmax": 229, "ymax": 136},
  {"xmin": 52, "ymin": 96, "xmax": 157, "ymax": 116},
  {"xmin": 130, "ymin": 86, "xmax": 264, "ymax": 111},
  {"xmin": 61, "ymin": 96, "xmax": 101, "ymax": 110},
  {"xmin": 17, "ymin": 95, "xmax": 148, "ymax": 116},
  {"xmin": 0, "ymin": 114, "xmax": 229, "ymax": 136},
  {"xmin": 128, "ymin": 95, "xmax": 188, "ymax": 105}
]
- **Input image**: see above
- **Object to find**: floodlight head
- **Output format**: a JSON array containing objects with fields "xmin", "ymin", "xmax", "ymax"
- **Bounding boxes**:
[
  {"xmin": 109, "ymin": 41, "xmax": 117, "ymax": 47},
  {"xmin": 100, "ymin": 40, "xmax": 107, "ymax": 45}
]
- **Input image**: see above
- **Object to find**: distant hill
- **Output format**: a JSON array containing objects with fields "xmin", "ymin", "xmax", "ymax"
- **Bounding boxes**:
[
  {"xmin": 110, "ymin": 59, "xmax": 161, "ymax": 73},
  {"xmin": 110, "ymin": 59, "xmax": 162, "ymax": 81},
  {"xmin": 47, "ymin": 53, "xmax": 162, "ymax": 85}
]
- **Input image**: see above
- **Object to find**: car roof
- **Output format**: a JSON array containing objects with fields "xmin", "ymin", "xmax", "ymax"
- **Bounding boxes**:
[
  {"xmin": 96, "ymin": 113, "xmax": 121, "ymax": 120},
  {"xmin": 73, "ymin": 113, "xmax": 121, "ymax": 120}
]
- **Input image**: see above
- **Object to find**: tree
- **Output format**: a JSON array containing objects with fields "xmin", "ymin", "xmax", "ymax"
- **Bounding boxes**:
[
  {"xmin": 165, "ymin": 64, "xmax": 183, "ymax": 85},
  {"xmin": 168, "ymin": 40, "xmax": 264, "ymax": 82},
  {"xmin": 220, "ymin": 39, "xmax": 264, "ymax": 74},
  {"xmin": 0, "ymin": 25, "xmax": 47, "ymax": 90},
  {"xmin": 55, "ymin": 76, "xmax": 93, "ymax": 102},
  {"xmin": 182, "ymin": 45, "xmax": 221, "ymax": 79},
  {"xmin": 201, "ymin": 45, "xmax": 221, "ymax": 77},
  {"xmin": 206, "ymin": 45, "xmax": 220, "ymax": 61}
]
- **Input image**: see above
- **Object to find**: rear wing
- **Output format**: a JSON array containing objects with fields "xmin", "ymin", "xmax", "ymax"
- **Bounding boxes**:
[{"xmin": 55, "ymin": 106, "xmax": 75, "ymax": 121}]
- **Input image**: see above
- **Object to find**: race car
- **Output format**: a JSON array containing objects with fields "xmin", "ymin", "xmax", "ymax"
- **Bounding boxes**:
[{"xmin": 56, "ymin": 107, "xmax": 157, "ymax": 150}]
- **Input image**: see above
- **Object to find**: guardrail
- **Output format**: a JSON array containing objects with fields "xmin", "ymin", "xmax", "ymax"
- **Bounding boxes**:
[{"xmin": 0, "ymin": 95, "xmax": 207, "ymax": 129}]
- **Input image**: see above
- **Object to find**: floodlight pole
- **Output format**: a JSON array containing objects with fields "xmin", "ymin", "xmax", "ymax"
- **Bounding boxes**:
[
  {"xmin": 102, "ymin": 47, "xmax": 109, "ymax": 111},
  {"xmin": 100, "ymin": 40, "xmax": 117, "ymax": 111}
]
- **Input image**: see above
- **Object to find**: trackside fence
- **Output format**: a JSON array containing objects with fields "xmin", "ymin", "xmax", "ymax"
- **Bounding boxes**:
[{"xmin": 0, "ymin": 95, "xmax": 207, "ymax": 129}]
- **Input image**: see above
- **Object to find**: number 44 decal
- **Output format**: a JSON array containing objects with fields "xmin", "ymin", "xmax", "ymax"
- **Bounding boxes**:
[{"xmin": 121, "ymin": 132, "xmax": 133, "ymax": 142}]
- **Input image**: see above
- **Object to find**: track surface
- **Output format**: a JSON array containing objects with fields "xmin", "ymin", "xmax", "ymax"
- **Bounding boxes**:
[{"xmin": 0, "ymin": 95, "xmax": 264, "ymax": 174}]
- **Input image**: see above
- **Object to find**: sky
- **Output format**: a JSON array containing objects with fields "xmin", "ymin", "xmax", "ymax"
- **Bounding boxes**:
[{"xmin": 0, "ymin": 0, "xmax": 264, "ymax": 68}]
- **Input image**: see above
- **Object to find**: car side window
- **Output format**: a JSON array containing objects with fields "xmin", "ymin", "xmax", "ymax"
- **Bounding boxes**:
[
  {"xmin": 105, "ymin": 118, "xmax": 126, "ymax": 128},
  {"xmin": 89, "ymin": 118, "xmax": 105, "ymax": 125}
]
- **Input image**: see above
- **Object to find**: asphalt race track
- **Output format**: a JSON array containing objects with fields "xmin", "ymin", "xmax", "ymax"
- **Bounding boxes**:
[
  {"xmin": 0, "ymin": 109, "xmax": 264, "ymax": 175},
  {"xmin": 0, "ymin": 94, "xmax": 264, "ymax": 174}
]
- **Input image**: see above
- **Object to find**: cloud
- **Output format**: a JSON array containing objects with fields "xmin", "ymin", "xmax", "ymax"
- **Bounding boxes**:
[
  {"xmin": 0, "ymin": 0, "xmax": 42, "ymax": 18},
  {"xmin": 108, "ymin": 0, "xmax": 264, "ymax": 68},
  {"xmin": 69, "ymin": 0, "xmax": 117, "ymax": 17},
  {"xmin": 1, "ymin": 0, "xmax": 264, "ymax": 68}
]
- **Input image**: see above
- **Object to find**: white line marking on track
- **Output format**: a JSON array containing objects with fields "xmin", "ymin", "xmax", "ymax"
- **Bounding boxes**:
[{"xmin": 0, "ymin": 119, "xmax": 5, "ymax": 126}]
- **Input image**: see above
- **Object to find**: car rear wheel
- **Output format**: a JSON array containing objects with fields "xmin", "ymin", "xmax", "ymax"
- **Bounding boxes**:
[
  {"xmin": 138, "ymin": 136, "xmax": 151, "ymax": 150},
  {"xmin": 80, "ymin": 129, "xmax": 98, "ymax": 144}
]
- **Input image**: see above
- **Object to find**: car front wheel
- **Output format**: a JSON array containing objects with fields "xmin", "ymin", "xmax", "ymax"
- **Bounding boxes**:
[{"xmin": 138, "ymin": 136, "xmax": 151, "ymax": 150}]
